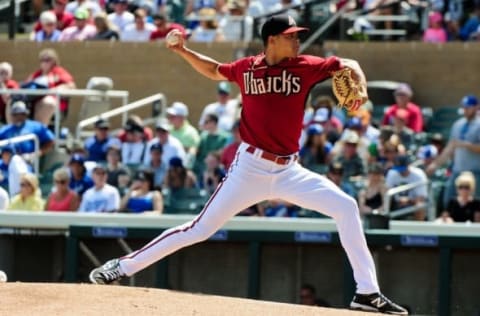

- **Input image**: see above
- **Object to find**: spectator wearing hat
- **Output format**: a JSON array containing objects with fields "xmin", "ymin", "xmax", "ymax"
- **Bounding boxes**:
[
  {"xmin": 84, "ymin": 118, "xmax": 121, "ymax": 162},
  {"xmin": 358, "ymin": 162, "xmax": 387, "ymax": 216},
  {"xmin": 108, "ymin": 0, "xmax": 134, "ymax": 32},
  {"xmin": 220, "ymin": 120, "xmax": 241, "ymax": 171},
  {"xmin": 218, "ymin": 0, "xmax": 254, "ymax": 42},
  {"xmin": 331, "ymin": 117, "xmax": 370, "ymax": 165},
  {"xmin": 304, "ymin": 95, "xmax": 344, "ymax": 142},
  {"xmin": 105, "ymin": 145, "xmax": 130, "ymax": 187},
  {"xmin": 326, "ymin": 162, "xmax": 356, "ymax": 198},
  {"xmin": 427, "ymin": 95, "xmax": 480, "ymax": 207},
  {"xmin": 117, "ymin": 115, "xmax": 153, "ymax": 143},
  {"xmin": 332, "ymin": 130, "xmax": 366, "ymax": 180},
  {"xmin": 150, "ymin": 14, "xmax": 187, "ymax": 41},
  {"xmin": 189, "ymin": 8, "xmax": 225, "ymax": 43},
  {"xmin": 198, "ymin": 81, "xmax": 239, "ymax": 132},
  {"xmin": 166, "ymin": 102, "xmax": 200, "ymax": 166},
  {"xmin": 31, "ymin": 11, "xmax": 62, "ymax": 42},
  {"xmin": 78, "ymin": 163, "xmax": 121, "ymax": 212},
  {"xmin": 144, "ymin": 143, "xmax": 168, "ymax": 189},
  {"xmin": 45, "ymin": 167, "xmax": 80, "ymax": 211},
  {"xmin": 0, "ymin": 145, "xmax": 30, "ymax": 196},
  {"xmin": 382, "ymin": 83, "xmax": 423, "ymax": 133},
  {"xmin": 416, "ymin": 144, "xmax": 438, "ymax": 170},
  {"xmin": 0, "ymin": 61, "xmax": 19, "ymax": 124},
  {"xmin": 143, "ymin": 118, "xmax": 186, "ymax": 167},
  {"xmin": 423, "ymin": 11, "xmax": 447, "ymax": 43},
  {"xmin": 122, "ymin": 122, "xmax": 147, "ymax": 165},
  {"xmin": 32, "ymin": 0, "xmax": 74, "ymax": 33},
  {"xmin": 8, "ymin": 173, "xmax": 45, "ymax": 212},
  {"xmin": 193, "ymin": 113, "xmax": 230, "ymax": 182},
  {"xmin": 386, "ymin": 154, "xmax": 428, "ymax": 221},
  {"xmin": 65, "ymin": 0, "xmax": 102, "ymax": 16},
  {"xmin": 120, "ymin": 169, "xmax": 163, "ymax": 213},
  {"xmin": 299, "ymin": 124, "xmax": 332, "ymax": 173},
  {"xmin": 23, "ymin": 48, "xmax": 76, "ymax": 124},
  {"xmin": 0, "ymin": 101, "xmax": 55, "ymax": 156},
  {"xmin": 92, "ymin": 12, "xmax": 120, "ymax": 41},
  {"xmin": 68, "ymin": 154, "xmax": 94, "ymax": 197},
  {"xmin": 59, "ymin": 8, "xmax": 97, "ymax": 41},
  {"xmin": 120, "ymin": 8, "xmax": 156, "ymax": 42},
  {"xmin": 165, "ymin": 157, "xmax": 198, "ymax": 191}
]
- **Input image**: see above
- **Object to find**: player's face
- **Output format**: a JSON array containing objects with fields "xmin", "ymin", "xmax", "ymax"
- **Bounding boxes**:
[{"xmin": 273, "ymin": 32, "xmax": 300, "ymax": 58}]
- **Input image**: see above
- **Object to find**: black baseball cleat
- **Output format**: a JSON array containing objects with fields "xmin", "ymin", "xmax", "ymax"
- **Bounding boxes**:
[
  {"xmin": 89, "ymin": 259, "xmax": 125, "ymax": 285},
  {"xmin": 350, "ymin": 292, "xmax": 408, "ymax": 315}
]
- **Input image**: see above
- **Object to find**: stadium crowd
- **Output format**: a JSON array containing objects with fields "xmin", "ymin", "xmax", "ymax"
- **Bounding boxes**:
[
  {"xmin": 24, "ymin": 0, "xmax": 480, "ymax": 43},
  {"xmin": 1, "ymin": 48, "xmax": 480, "ymax": 223}
]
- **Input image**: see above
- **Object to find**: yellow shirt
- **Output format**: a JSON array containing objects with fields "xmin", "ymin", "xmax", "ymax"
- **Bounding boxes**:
[{"xmin": 8, "ymin": 194, "xmax": 45, "ymax": 212}]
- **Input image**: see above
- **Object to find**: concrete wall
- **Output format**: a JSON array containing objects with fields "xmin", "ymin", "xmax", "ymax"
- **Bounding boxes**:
[{"xmin": 1, "ymin": 41, "xmax": 479, "ymax": 131}]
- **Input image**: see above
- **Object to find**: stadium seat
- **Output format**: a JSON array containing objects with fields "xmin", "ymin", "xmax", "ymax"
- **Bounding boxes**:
[
  {"xmin": 425, "ymin": 106, "xmax": 461, "ymax": 139},
  {"xmin": 163, "ymin": 188, "xmax": 210, "ymax": 214}
]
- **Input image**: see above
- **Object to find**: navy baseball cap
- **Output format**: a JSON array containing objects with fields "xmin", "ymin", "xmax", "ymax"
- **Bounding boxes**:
[
  {"xmin": 461, "ymin": 95, "xmax": 478, "ymax": 107},
  {"xmin": 150, "ymin": 143, "xmax": 163, "ymax": 152},
  {"xmin": 0, "ymin": 145, "xmax": 15, "ymax": 155},
  {"xmin": 393, "ymin": 155, "xmax": 409, "ymax": 173},
  {"xmin": 307, "ymin": 124, "xmax": 324, "ymax": 136},
  {"xmin": 260, "ymin": 15, "xmax": 308, "ymax": 42},
  {"xmin": 69, "ymin": 153, "xmax": 85, "ymax": 165}
]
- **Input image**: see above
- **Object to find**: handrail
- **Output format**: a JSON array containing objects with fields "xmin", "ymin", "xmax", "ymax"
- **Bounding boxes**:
[
  {"xmin": 0, "ymin": 88, "xmax": 129, "ymax": 147},
  {"xmin": 0, "ymin": 133, "xmax": 40, "ymax": 175},
  {"xmin": 76, "ymin": 93, "xmax": 167, "ymax": 139},
  {"xmin": 384, "ymin": 180, "xmax": 430, "ymax": 219}
]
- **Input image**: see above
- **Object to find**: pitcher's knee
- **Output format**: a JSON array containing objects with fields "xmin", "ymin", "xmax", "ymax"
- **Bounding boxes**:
[
  {"xmin": 334, "ymin": 195, "xmax": 360, "ymax": 219},
  {"xmin": 187, "ymin": 223, "xmax": 216, "ymax": 243}
]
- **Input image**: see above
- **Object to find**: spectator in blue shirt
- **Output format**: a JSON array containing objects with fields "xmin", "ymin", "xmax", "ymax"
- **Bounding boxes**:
[
  {"xmin": 84, "ymin": 118, "xmax": 121, "ymax": 162},
  {"xmin": 0, "ymin": 101, "xmax": 55, "ymax": 156},
  {"xmin": 68, "ymin": 154, "xmax": 94, "ymax": 197},
  {"xmin": 459, "ymin": 5, "xmax": 480, "ymax": 40}
]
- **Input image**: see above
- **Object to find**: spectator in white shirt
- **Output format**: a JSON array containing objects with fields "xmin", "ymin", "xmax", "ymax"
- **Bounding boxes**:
[
  {"xmin": 1, "ymin": 146, "xmax": 30, "ymax": 196},
  {"xmin": 218, "ymin": 0, "xmax": 253, "ymax": 42},
  {"xmin": 121, "ymin": 122, "xmax": 147, "ymax": 165},
  {"xmin": 108, "ymin": 0, "xmax": 134, "ymax": 31},
  {"xmin": 143, "ymin": 118, "xmax": 186, "ymax": 166},
  {"xmin": 78, "ymin": 164, "xmax": 121, "ymax": 212},
  {"xmin": 198, "ymin": 81, "xmax": 239, "ymax": 132},
  {"xmin": 65, "ymin": 0, "xmax": 102, "ymax": 16},
  {"xmin": 0, "ymin": 186, "xmax": 9, "ymax": 210},
  {"xmin": 120, "ymin": 8, "xmax": 156, "ymax": 42}
]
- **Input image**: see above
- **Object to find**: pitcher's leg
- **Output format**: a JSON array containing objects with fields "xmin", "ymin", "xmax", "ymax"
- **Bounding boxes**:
[
  {"xmin": 276, "ymin": 164, "xmax": 379, "ymax": 294},
  {"xmin": 119, "ymin": 164, "xmax": 265, "ymax": 276}
]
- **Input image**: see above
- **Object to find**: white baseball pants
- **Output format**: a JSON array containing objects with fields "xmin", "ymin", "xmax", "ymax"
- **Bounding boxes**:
[{"xmin": 119, "ymin": 142, "xmax": 380, "ymax": 294}]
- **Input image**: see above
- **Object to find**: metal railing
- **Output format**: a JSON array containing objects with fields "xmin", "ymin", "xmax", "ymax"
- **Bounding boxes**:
[
  {"xmin": 0, "ymin": 133, "xmax": 39, "ymax": 175},
  {"xmin": 384, "ymin": 180, "xmax": 433, "ymax": 220},
  {"xmin": 76, "ymin": 93, "xmax": 167, "ymax": 139},
  {"xmin": 0, "ymin": 88, "xmax": 129, "ymax": 146}
]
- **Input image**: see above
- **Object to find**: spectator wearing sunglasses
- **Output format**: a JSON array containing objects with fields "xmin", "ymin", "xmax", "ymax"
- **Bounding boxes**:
[{"xmin": 45, "ymin": 168, "xmax": 80, "ymax": 211}]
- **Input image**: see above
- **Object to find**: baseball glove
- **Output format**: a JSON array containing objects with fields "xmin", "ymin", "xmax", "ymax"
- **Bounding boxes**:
[{"xmin": 332, "ymin": 68, "xmax": 366, "ymax": 113}]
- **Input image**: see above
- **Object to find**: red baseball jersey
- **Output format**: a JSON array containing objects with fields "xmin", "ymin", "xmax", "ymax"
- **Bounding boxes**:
[{"xmin": 218, "ymin": 54, "xmax": 341, "ymax": 155}]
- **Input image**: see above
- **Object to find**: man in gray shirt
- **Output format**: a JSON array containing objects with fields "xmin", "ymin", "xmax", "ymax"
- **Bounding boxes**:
[{"xmin": 427, "ymin": 95, "xmax": 480, "ymax": 206}]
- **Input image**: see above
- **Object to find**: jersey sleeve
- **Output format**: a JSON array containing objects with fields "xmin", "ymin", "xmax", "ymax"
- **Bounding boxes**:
[
  {"xmin": 218, "ymin": 58, "xmax": 249, "ymax": 84},
  {"xmin": 306, "ymin": 56, "xmax": 342, "ymax": 82}
]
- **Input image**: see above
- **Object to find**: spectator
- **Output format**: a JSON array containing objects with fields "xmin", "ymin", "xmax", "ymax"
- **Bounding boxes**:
[
  {"xmin": 189, "ymin": 8, "xmax": 224, "ymax": 42},
  {"xmin": 423, "ymin": 11, "xmax": 447, "ymax": 43},
  {"xmin": 68, "ymin": 154, "xmax": 94, "ymax": 197},
  {"xmin": 121, "ymin": 122, "xmax": 147, "ymax": 165},
  {"xmin": 120, "ymin": 8, "xmax": 156, "ymax": 42},
  {"xmin": 0, "ymin": 101, "xmax": 55, "ymax": 156},
  {"xmin": 198, "ymin": 81, "xmax": 238, "ymax": 132},
  {"xmin": 299, "ymin": 284, "xmax": 330, "ymax": 307},
  {"xmin": 108, "ymin": 0, "xmax": 134, "ymax": 32},
  {"xmin": 459, "ymin": 5, "xmax": 480, "ymax": 40},
  {"xmin": 8, "ymin": 173, "xmax": 44, "ymax": 212},
  {"xmin": 65, "ymin": 0, "xmax": 102, "ymax": 16},
  {"xmin": 416, "ymin": 144, "xmax": 438, "ymax": 170},
  {"xmin": 439, "ymin": 171, "xmax": 480, "ymax": 222},
  {"xmin": 193, "ymin": 113, "xmax": 229, "ymax": 180},
  {"xmin": 32, "ymin": 0, "xmax": 74, "ymax": 32},
  {"xmin": 349, "ymin": 101, "xmax": 380, "ymax": 143},
  {"xmin": 259, "ymin": 199, "xmax": 299, "ymax": 217},
  {"xmin": 0, "ymin": 145, "xmax": 30, "ymax": 196},
  {"xmin": 59, "ymin": 8, "xmax": 97, "ymax": 42},
  {"xmin": 150, "ymin": 14, "xmax": 187, "ymax": 41},
  {"xmin": 0, "ymin": 61, "xmax": 19, "ymax": 124},
  {"xmin": 332, "ymin": 130, "xmax": 365, "ymax": 180},
  {"xmin": 105, "ymin": 145, "xmax": 130, "ymax": 187},
  {"xmin": 120, "ymin": 169, "xmax": 163, "ymax": 213},
  {"xmin": 143, "ymin": 118, "xmax": 186, "ymax": 166},
  {"xmin": 117, "ymin": 115, "xmax": 153, "ymax": 143},
  {"xmin": 299, "ymin": 124, "xmax": 332, "ymax": 173},
  {"xmin": 144, "ymin": 143, "xmax": 168, "ymax": 189},
  {"xmin": 391, "ymin": 108, "xmax": 414, "ymax": 150},
  {"xmin": 203, "ymin": 152, "xmax": 225, "ymax": 194},
  {"xmin": 84, "ymin": 118, "xmax": 121, "ymax": 162},
  {"xmin": 31, "ymin": 11, "xmax": 62, "ymax": 42},
  {"xmin": 220, "ymin": 120, "xmax": 241, "ymax": 171},
  {"xmin": 382, "ymin": 83, "xmax": 423, "ymax": 133},
  {"xmin": 326, "ymin": 162, "xmax": 356, "ymax": 198},
  {"xmin": 78, "ymin": 164, "xmax": 121, "ymax": 212},
  {"xmin": 358, "ymin": 162, "xmax": 387, "ymax": 216},
  {"xmin": 306, "ymin": 98, "xmax": 344, "ymax": 144},
  {"xmin": 24, "ymin": 48, "xmax": 76, "ymax": 124},
  {"xmin": 166, "ymin": 102, "xmax": 200, "ymax": 167},
  {"xmin": 164, "ymin": 157, "xmax": 197, "ymax": 191},
  {"xmin": 386, "ymin": 155, "xmax": 428, "ymax": 221},
  {"xmin": 45, "ymin": 168, "xmax": 80, "ymax": 211},
  {"xmin": 332, "ymin": 117, "xmax": 371, "ymax": 163},
  {"xmin": 92, "ymin": 12, "xmax": 120, "ymax": 40},
  {"xmin": 427, "ymin": 95, "xmax": 480, "ymax": 206},
  {"xmin": 0, "ymin": 186, "xmax": 9, "ymax": 210},
  {"xmin": 218, "ymin": 0, "xmax": 254, "ymax": 42}
]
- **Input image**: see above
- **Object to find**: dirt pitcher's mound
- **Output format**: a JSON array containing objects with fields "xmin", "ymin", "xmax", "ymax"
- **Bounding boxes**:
[{"xmin": 0, "ymin": 282, "xmax": 371, "ymax": 316}]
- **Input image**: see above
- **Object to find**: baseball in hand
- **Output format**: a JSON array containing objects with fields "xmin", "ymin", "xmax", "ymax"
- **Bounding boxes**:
[
  {"xmin": 0, "ymin": 270, "xmax": 7, "ymax": 282},
  {"xmin": 166, "ymin": 31, "xmax": 181, "ymax": 46}
]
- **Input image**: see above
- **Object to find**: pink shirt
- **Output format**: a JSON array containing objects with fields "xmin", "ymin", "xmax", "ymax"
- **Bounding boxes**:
[
  {"xmin": 423, "ymin": 28, "xmax": 447, "ymax": 43},
  {"xmin": 382, "ymin": 102, "xmax": 424, "ymax": 132},
  {"xmin": 59, "ymin": 24, "xmax": 96, "ymax": 41}
]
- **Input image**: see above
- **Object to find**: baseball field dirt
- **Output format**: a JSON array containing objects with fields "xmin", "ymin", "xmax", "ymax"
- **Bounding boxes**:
[{"xmin": 0, "ymin": 282, "xmax": 372, "ymax": 315}]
